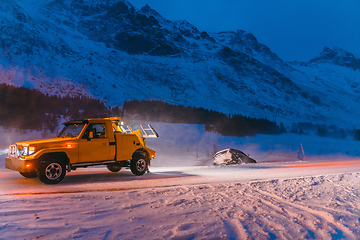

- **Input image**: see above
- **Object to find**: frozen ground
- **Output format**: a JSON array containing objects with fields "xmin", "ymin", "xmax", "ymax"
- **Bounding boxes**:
[{"xmin": 1, "ymin": 123, "xmax": 360, "ymax": 239}]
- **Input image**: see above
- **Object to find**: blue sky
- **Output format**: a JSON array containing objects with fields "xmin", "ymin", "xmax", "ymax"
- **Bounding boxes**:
[{"xmin": 129, "ymin": 0, "xmax": 360, "ymax": 62}]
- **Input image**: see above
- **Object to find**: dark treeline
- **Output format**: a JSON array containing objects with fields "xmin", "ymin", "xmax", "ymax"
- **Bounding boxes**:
[
  {"xmin": 123, "ymin": 100, "xmax": 285, "ymax": 137},
  {"xmin": 205, "ymin": 114, "xmax": 285, "ymax": 137},
  {"xmin": 0, "ymin": 83, "xmax": 121, "ymax": 132},
  {"xmin": 3, "ymin": 82, "xmax": 358, "ymax": 139},
  {"xmin": 289, "ymin": 121, "xmax": 349, "ymax": 139},
  {"xmin": 123, "ymin": 100, "xmax": 224, "ymax": 124},
  {"xmin": 1, "ymin": 84, "xmax": 284, "ymax": 137}
]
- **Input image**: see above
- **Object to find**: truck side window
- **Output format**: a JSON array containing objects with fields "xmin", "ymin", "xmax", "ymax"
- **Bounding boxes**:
[{"xmin": 82, "ymin": 123, "xmax": 106, "ymax": 139}]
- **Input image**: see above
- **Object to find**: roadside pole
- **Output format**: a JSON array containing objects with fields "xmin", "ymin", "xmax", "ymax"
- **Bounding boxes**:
[{"xmin": 301, "ymin": 143, "xmax": 306, "ymax": 161}]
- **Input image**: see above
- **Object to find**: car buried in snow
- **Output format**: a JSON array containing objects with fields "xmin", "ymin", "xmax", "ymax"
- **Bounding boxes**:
[
  {"xmin": 5, "ymin": 117, "xmax": 158, "ymax": 184},
  {"xmin": 213, "ymin": 148, "xmax": 257, "ymax": 165}
]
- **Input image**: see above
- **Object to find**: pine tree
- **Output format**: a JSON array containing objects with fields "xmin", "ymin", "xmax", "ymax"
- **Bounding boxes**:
[{"xmin": 354, "ymin": 129, "xmax": 360, "ymax": 141}]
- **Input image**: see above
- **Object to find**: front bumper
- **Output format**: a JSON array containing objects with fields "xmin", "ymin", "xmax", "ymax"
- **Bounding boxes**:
[{"xmin": 5, "ymin": 156, "xmax": 37, "ymax": 172}]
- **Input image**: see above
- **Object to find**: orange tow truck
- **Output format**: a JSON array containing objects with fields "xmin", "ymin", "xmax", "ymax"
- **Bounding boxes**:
[{"xmin": 5, "ymin": 117, "xmax": 158, "ymax": 184}]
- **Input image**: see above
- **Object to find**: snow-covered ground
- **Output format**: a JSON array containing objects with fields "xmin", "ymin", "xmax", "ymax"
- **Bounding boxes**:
[{"xmin": 1, "ymin": 123, "xmax": 360, "ymax": 239}]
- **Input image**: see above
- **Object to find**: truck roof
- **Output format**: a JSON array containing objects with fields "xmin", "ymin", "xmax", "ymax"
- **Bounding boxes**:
[{"xmin": 63, "ymin": 117, "xmax": 121, "ymax": 125}]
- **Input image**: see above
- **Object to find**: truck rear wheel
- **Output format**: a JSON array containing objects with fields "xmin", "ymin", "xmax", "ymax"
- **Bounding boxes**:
[
  {"xmin": 37, "ymin": 159, "xmax": 66, "ymax": 184},
  {"xmin": 107, "ymin": 163, "xmax": 122, "ymax": 172},
  {"xmin": 130, "ymin": 156, "xmax": 148, "ymax": 176},
  {"xmin": 19, "ymin": 170, "xmax": 37, "ymax": 178}
]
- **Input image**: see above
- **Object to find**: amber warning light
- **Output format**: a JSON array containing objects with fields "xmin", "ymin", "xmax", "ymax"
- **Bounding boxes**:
[{"xmin": 29, "ymin": 146, "xmax": 36, "ymax": 155}]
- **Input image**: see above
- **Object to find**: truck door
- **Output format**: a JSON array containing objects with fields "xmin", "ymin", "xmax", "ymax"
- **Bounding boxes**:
[{"xmin": 79, "ymin": 123, "xmax": 110, "ymax": 162}]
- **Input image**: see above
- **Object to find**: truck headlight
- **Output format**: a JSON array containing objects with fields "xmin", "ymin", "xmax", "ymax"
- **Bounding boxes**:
[
  {"xmin": 17, "ymin": 145, "xmax": 36, "ymax": 156},
  {"xmin": 18, "ymin": 146, "xmax": 27, "ymax": 156},
  {"xmin": 8, "ymin": 145, "xmax": 16, "ymax": 157}
]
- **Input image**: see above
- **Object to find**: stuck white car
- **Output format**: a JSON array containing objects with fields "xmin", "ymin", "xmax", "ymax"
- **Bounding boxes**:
[{"xmin": 213, "ymin": 149, "xmax": 257, "ymax": 165}]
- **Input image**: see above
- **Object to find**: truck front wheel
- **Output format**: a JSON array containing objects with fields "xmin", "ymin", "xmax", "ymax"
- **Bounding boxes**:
[
  {"xmin": 130, "ymin": 156, "xmax": 148, "ymax": 176},
  {"xmin": 37, "ymin": 160, "xmax": 66, "ymax": 184}
]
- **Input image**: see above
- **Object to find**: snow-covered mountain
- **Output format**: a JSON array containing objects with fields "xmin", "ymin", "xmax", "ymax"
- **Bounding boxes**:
[
  {"xmin": 1, "ymin": 0, "xmax": 359, "ymax": 127},
  {"xmin": 309, "ymin": 46, "xmax": 360, "ymax": 70}
]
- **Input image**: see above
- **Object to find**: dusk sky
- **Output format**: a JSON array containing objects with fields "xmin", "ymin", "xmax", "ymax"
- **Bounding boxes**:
[{"xmin": 129, "ymin": 0, "xmax": 360, "ymax": 62}]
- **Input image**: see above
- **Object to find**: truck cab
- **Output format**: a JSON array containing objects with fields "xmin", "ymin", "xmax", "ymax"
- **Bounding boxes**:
[{"xmin": 5, "ymin": 117, "xmax": 158, "ymax": 184}]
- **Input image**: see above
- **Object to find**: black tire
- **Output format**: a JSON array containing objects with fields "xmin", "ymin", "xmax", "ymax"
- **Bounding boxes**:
[
  {"xmin": 19, "ymin": 170, "xmax": 37, "ymax": 178},
  {"xmin": 130, "ymin": 155, "xmax": 148, "ymax": 176},
  {"xmin": 107, "ymin": 163, "xmax": 122, "ymax": 172},
  {"xmin": 37, "ymin": 159, "xmax": 66, "ymax": 184}
]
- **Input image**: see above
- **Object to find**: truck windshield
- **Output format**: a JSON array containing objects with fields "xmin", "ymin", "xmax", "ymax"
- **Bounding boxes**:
[{"xmin": 57, "ymin": 123, "xmax": 85, "ymax": 138}]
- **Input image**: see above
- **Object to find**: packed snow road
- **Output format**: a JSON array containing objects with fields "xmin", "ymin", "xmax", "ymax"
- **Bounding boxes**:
[
  {"xmin": 1, "ymin": 158, "xmax": 360, "ymax": 196},
  {"xmin": 1, "ymin": 158, "xmax": 360, "ymax": 240}
]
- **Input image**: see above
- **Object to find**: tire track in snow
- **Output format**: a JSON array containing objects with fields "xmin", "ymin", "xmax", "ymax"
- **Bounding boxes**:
[
  {"xmin": 221, "ymin": 218, "xmax": 247, "ymax": 240},
  {"xmin": 252, "ymin": 188, "xmax": 356, "ymax": 240},
  {"xmin": 2, "ymin": 174, "xmax": 360, "ymax": 239}
]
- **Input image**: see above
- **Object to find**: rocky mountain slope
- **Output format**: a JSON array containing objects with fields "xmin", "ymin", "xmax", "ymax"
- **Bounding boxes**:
[
  {"xmin": 309, "ymin": 46, "xmax": 360, "ymax": 70},
  {"xmin": 1, "ymin": 0, "xmax": 359, "ymax": 127}
]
